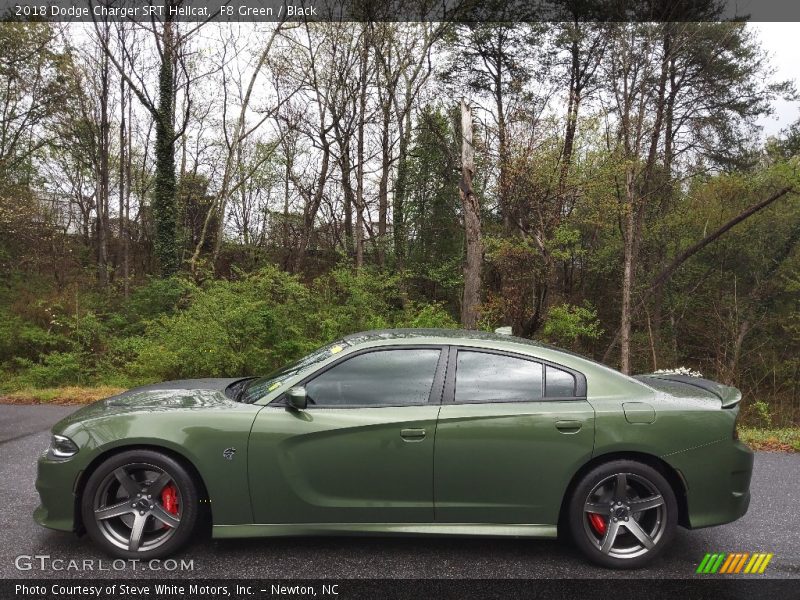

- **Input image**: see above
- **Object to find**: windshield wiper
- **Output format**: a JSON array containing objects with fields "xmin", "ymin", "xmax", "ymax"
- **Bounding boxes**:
[{"xmin": 230, "ymin": 378, "xmax": 255, "ymax": 403}]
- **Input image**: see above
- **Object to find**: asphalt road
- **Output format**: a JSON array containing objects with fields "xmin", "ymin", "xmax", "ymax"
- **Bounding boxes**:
[{"xmin": 1, "ymin": 404, "xmax": 798, "ymax": 580}]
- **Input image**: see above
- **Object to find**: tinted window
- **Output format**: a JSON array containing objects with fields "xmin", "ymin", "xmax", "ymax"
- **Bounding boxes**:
[
  {"xmin": 455, "ymin": 351, "xmax": 543, "ymax": 403},
  {"xmin": 305, "ymin": 349, "xmax": 441, "ymax": 407},
  {"xmin": 545, "ymin": 365, "xmax": 576, "ymax": 397}
]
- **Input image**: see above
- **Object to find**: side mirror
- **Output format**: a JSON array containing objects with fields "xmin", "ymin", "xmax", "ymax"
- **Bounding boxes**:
[{"xmin": 286, "ymin": 386, "xmax": 307, "ymax": 410}]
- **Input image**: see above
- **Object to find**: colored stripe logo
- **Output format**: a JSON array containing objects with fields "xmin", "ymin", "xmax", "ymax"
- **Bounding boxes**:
[{"xmin": 696, "ymin": 552, "xmax": 773, "ymax": 574}]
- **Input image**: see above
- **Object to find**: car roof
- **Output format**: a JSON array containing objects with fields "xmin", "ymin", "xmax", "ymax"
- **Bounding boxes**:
[
  {"xmin": 341, "ymin": 328, "xmax": 583, "ymax": 364},
  {"xmin": 342, "ymin": 327, "xmax": 546, "ymax": 349}
]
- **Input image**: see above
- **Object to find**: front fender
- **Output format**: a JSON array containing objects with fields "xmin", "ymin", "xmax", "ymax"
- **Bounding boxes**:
[{"xmin": 37, "ymin": 403, "xmax": 263, "ymax": 532}]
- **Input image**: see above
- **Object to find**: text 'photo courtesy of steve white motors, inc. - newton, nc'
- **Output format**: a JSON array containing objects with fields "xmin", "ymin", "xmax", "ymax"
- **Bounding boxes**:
[
  {"xmin": 14, "ymin": 583, "xmax": 338, "ymax": 598},
  {"xmin": 9, "ymin": 1, "xmax": 318, "ymax": 20}
]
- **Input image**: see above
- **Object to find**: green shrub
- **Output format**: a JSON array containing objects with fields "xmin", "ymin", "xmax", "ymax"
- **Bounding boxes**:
[
  {"xmin": 749, "ymin": 400, "xmax": 773, "ymax": 428},
  {"xmin": 0, "ymin": 309, "xmax": 66, "ymax": 365},
  {"xmin": 313, "ymin": 267, "xmax": 459, "ymax": 337},
  {"xmin": 130, "ymin": 266, "xmax": 321, "ymax": 380},
  {"xmin": 543, "ymin": 303, "xmax": 603, "ymax": 347},
  {"xmin": 129, "ymin": 265, "xmax": 462, "ymax": 381},
  {"xmin": 2, "ymin": 264, "xmax": 462, "ymax": 388},
  {"xmin": 397, "ymin": 302, "xmax": 459, "ymax": 329},
  {"xmin": 312, "ymin": 267, "xmax": 399, "ymax": 340},
  {"xmin": 16, "ymin": 351, "xmax": 88, "ymax": 387},
  {"xmin": 105, "ymin": 277, "xmax": 196, "ymax": 337}
]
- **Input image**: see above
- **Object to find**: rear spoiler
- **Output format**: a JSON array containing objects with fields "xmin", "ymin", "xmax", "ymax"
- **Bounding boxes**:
[{"xmin": 640, "ymin": 374, "xmax": 742, "ymax": 408}]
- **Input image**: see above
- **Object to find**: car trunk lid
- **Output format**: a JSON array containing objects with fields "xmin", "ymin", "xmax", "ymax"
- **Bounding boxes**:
[{"xmin": 634, "ymin": 374, "xmax": 742, "ymax": 408}]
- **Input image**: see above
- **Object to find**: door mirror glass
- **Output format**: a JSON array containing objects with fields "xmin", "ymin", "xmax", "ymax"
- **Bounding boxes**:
[{"xmin": 286, "ymin": 386, "xmax": 307, "ymax": 410}]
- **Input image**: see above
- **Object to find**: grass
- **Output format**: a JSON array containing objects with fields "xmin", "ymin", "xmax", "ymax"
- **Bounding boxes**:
[
  {"xmin": 737, "ymin": 426, "xmax": 800, "ymax": 452},
  {"xmin": 0, "ymin": 385, "xmax": 126, "ymax": 405}
]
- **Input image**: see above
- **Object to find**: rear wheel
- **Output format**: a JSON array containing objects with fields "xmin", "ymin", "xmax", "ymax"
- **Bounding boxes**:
[
  {"xmin": 568, "ymin": 460, "xmax": 677, "ymax": 568},
  {"xmin": 81, "ymin": 449, "xmax": 198, "ymax": 559}
]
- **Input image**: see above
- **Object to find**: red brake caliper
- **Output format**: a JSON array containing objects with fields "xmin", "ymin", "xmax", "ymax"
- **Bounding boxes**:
[
  {"xmin": 161, "ymin": 484, "xmax": 179, "ymax": 529},
  {"xmin": 588, "ymin": 513, "xmax": 607, "ymax": 535}
]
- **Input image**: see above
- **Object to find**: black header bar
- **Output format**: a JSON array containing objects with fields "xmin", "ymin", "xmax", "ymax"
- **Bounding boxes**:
[{"xmin": 2, "ymin": 0, "xmax": 800, "ymax": 23}]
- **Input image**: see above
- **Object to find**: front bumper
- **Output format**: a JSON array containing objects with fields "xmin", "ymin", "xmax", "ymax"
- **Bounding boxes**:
[
  {"xmin": 665, "ymin": 439, "xmax": 754, "ymax": 529},
  {"xmin": 34, "ymin": 451, "xmax": 82, "ymax": 533}
]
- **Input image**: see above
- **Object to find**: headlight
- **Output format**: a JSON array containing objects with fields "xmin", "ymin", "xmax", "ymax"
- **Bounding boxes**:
[{"xmin": 49, "ymin": 434, "xmax": 79, "ymax": 459}]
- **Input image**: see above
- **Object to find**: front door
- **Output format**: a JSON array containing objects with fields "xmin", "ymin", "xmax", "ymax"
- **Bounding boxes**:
[
  {"xmin": 248, "ymin": 346, "xmax": 445, "ymax": 524},
  {"xmin": 434, "ymin": 347, "xmax": 595, "ymax": 525}
]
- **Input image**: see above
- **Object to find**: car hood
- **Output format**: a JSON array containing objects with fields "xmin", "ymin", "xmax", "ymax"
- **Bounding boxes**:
[{"xmin": 53, "ymin": 378, "xmax": 246, "ymax": 430}]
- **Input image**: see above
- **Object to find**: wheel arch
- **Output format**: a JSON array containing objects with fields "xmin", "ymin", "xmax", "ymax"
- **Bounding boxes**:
[
  {"xmin": 558, "ymin": 450, "xmax": 689, "ymax": 533},
  {"xmin": 73, "ymin": 444, "xmax": 212, "ymax": 535}
]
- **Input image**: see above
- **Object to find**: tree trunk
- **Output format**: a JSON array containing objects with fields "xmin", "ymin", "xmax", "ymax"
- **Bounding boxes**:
[
  {"xmin": 354, "ymin": 28, "xmax": 368, "ymax": 270},
  {"xmin": 495, "ymin": 80, "xmax": 510, "ymax": 233},
  {"xmin": 664, "ymin": 53, "xmax": 677, "ymax": 179},
  {"xmin": 558, "ymin": 25, "xmax": 581, "ymax": 195},
  {"xmin": 153, "ymin": 13, "xmax": 178, "ymax": 275},
  {"xmin": 124, "ymin": 81, "xmax": 132, "ymax": 297},
  {"xmin": 620, "ymin": 166, "xmax": 636, "ymax": 374},
  {"xmin": 293, "ymin": 141, "xmax": 331, "ymax": 274},
  {"xmin": 119, "ymin": 30, "xmax": 128, "ymax": 298},
  {"xmin": 616, "ymin": 24, "xmax": 671, "ymax": 373},
  {"xmin": 393, "ymin": 110, "xmax": 411, "ymax": 270},
  {"xmin": 460, "ymin": 99, "xmax": 481, "ymax": 329},
  {"xmin": 343, "ymin": 166, "xmax": 353, "ymax": 257},
  {"xmin": 96, "ymin": 23, "xmax": 110, "ymax": 286},
  {"xmin": 377, "ymin": 101, "xmax": 391, "ymax": 267},
  {"xmin": 283, "ymin": 150, "xmax": 292, "ymax": 270},
  {"xmin": 644, "ymin": 25, "xmax": 670, "ymax": 188},
  {"xmin": 338, "ymin": 144, "xmax": 356, "ymax": 257},
  {"xmin": 725, "ymin": 320, "xmax": 750, "ymax": 386}
]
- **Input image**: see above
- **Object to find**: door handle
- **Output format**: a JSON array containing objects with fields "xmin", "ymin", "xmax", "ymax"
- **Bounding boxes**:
[
  {"xmin": 555, "ymin": 420, "xmax": 582, "ymax": 434},
  {"xmin": 400, "ymin": 428, "xmax": 426, "ymax": 441}
]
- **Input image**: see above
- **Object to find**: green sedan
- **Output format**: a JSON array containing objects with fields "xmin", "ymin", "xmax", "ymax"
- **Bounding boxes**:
[{"xmin": 34, "ymin": 328, "xmax": 753, "ymax": 568}]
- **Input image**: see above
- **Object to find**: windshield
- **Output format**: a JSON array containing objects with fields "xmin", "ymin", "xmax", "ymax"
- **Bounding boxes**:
[{"xmin": 239, "ymin": 339, "xmax": 349, "ymax": 403}]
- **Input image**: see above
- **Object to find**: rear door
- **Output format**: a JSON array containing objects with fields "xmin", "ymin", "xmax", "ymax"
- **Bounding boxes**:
[
  {"xmin": 434, "ymin": 347, "xmax": 595, "ymax": 525},
  {"xmin": 248, "ymin": 346, "xmax": 446, "ymax": 524}
]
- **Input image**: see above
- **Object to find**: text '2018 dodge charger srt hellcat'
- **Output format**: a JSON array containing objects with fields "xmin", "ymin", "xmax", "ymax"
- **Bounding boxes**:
[{"xmin": 34, "ymin": 329, "xmax": 753, "ymax": 568}]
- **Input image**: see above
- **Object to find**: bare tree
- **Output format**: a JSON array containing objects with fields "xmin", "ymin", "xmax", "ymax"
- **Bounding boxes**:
[
  {"xmin": 460, "ymin": 99, "xmax": 481, "ymax": 328},
  {"xmin": 372, "ymin": 22, "xmax": 443, "ymax": 268},
  {"xmin": 189, "ymin": 22, "xmax": 291, "ymax": 273},
  {"xmin": 92, "ymin": 0, "xmax": 201, "ymax": 275}
]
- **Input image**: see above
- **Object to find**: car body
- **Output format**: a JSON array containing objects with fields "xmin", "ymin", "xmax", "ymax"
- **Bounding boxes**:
[{"xmin": 34, "ymin": 328, "xmax": 753, "ymax": 567}]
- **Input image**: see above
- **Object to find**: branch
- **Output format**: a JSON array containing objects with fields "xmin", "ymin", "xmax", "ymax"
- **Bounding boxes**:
[
  {"xmin": 89, "ymin": 4, "xmax": 157, "ymax": 117},
  {"xmin": 648, "ymin": 185, "xmax": 795, "ymax": 292},
  {"xmin": 601, "ymin": 184, "xmax": 797, "ymax": 363}
]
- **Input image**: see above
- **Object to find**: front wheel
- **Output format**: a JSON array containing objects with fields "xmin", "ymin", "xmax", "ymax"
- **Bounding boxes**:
[
  {"xmin": 568, "ymin": 460, "xmax": 678, "ymax": 569},
  {"xmin": 81, "ymin": 449, "xmax": 198, "ymax": 559}
]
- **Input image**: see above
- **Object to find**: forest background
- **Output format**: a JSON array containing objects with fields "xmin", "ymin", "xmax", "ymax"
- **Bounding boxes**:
[{"xmin": 1, "ymin": 11, "xmax": 799, "ymax": 448}]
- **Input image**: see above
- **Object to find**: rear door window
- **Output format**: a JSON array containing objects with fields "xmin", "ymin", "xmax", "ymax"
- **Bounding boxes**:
[{"xmin": 454, "ymin": 351, "xmax": 544, "ymax": 403}]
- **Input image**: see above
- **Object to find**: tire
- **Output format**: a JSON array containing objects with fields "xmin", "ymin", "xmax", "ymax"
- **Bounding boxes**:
[
  {"xmin": 81, "ymin": 449, "xmax": 198, "ymax": 559},
  {"xmin": 567, "ymin": 459, "xmax": 678, "ymax": 569}
]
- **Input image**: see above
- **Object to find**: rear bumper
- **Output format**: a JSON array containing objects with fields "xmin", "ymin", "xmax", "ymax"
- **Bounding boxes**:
[{"xmin": 664, "ymin": 440, "xmax": 754, "ymax": 529}]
